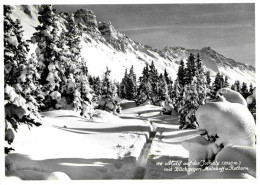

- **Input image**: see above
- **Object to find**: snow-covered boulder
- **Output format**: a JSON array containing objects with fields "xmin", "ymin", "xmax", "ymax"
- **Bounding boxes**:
[{"xmin": 196, "ymin": 96, "xmax": 255, "ymax": 147}]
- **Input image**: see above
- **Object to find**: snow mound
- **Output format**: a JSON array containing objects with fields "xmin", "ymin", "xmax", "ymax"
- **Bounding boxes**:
[
  {"xmin": 181, "ymin": 88, "xmax": 256, "ymax": 178},
  {"xmin": 46, "ymin": 172, "xmax": 71, "ymax": 180},
  {"xmin": 195, "ymin": 98, "xmax": 255, "ymax": 147}
]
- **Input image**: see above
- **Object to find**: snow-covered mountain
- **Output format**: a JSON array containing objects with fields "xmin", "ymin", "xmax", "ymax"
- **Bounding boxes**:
[{"xmin": 10, "ymin": 5, "xmax": 255, "ymax": 85}]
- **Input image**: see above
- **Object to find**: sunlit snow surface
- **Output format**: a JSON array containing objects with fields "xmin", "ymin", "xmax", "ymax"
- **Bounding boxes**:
[{"xmin": 5, "ymin": 102, "xmax": 198, "ymax": 180}]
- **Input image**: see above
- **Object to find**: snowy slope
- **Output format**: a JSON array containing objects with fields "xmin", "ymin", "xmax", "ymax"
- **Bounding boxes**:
[{"xmin": 9, "ymin": 5, "xmax": 255, "ymax": 85}]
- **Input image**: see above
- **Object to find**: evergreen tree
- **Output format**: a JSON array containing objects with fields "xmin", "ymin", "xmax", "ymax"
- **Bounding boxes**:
[
  {"xmin": 195, "ymin": 53, "xmax": 202, "ymax": 74},
  {"xmin": 119, "ymin": 66, "xmax": 137, "ymax": 100},
  {"xmin": 223, "ymin": 76, "xmax": 230, "ymax": 88},
  {"xmin": 30, "ymin": 5, "xmax": 64, "ymax": 109},
  {"xmin": 164, "ymin": 69, "xmax": 173, "ymax": 90},
  {"xmin": 176, "ymin": 60, "xmax": 186, "ymax": 87},
  {"xmin": 179, "ymin": 80, "xmax": 199, "ymax": 129},
  {"xmin": 158, "ymin": 73, "xmax": 169, "ymax": 101},
  {"xmin": 98, "ymin": 67, "xmax": 121, "ymax": 113},
  {"xmin": 241, "ymin": 82, "xmax": 249, "ymax": 98},
  {"xmin": 234, "ymin": 80, "xmax": 241, "ymax": 93},
  {"xmin": 137, "ymin": 64, "xmax": 152, "ymax": 104},
  {"xmin": 119, "ymin": 69, "xmax": 128, "ymax": 99},
  {"xmin": 126, "ymin": 65, "xmax": 137, "ymax": 100},
  {"xmin": 101, "ymin": 67, "xmax": 113, "ymax": 97},
  {"xmin": 185, "ymin": 53, "xmax": 196, "ymax": 84},
  {"xmin": 149, "ymin": 61, "xmax": 159, "ymax": 98},
  {"xmin": 205, "ymin": 71, "xmax": 211, "ymax": 87},
  {"xmin": 4, "ymin": 5, "xmax": 41, "ymax": 154},
  {"xmin": 32, "ymin": 7, "xmax": 94, "ymax": 116},
  {"xmin": 249, "ymin": 83, "xmax": 254, "ymax": 94},
  {"xmin": 91, "ymin": 76, "xmax": 102, "ymax": 96},
  {"xmin": 213, "ymin": 72, "xmax": 224, "ymax": 96},
  {"xmin": 231, "ymin": 84, "xmax": 235, "ymax": 91},
  {"xmin": 172, "ymin": 79, "xmax": 183, "ymax": 108},
  {"xmin": 176, "ymin": 53, "xmax": 209, "ymax": 129},
  {"xmin": 32, "ymin": 5, "xmax": 59, "ymax": 84}
]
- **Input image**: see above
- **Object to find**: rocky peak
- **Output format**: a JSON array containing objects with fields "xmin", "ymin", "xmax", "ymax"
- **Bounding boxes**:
[
  {"xmin": 98, "ymin": 21, "xmax": 120, "ymax": 41},
  {"xmin": 74, "ymin": 9, "xmax": 97, "ymax": 27},
  {"xmin": 74, "ymin": 9, "xmax": 99, "ymax": 33}
]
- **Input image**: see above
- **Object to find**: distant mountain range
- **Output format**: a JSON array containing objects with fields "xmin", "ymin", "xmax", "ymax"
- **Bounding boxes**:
[{"xmin": 10, "ymin": 5, "xmax": 255, "ymax": 85}]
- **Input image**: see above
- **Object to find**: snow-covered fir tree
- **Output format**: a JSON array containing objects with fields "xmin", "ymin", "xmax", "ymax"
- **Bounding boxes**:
[
  {"xmin": 101, "ymin": 67, "xmax": 113, "ymax": 96},
  {"xmin": 149, "ymin": 61, "xmax": 160, "ymax": 102},
  {"xmin": 177, "ymin": 60, "xmax": 186, "ymax": 87},
  {"xmin": 119, "ymin": 66, "xmax": 137, "ymax": 100},
  {"xmin": 249, "ymin": 83, "xmax": 254, "ymax": 94},
  {"xmin": 223, "ymin": 76, "xmax": 230, "ymax": 88},
  {"xmin": 233, "ymin": 80, "xmax": 241, "ymax": 93},
  {"xmin": 31, "ymin": 5, "xmax": 94, "ymax": 118},
  {"xmin": 136, "ymin": 64, "xmax": 152, "ymax": 105},
  {"xmin": 119, "ymin": 69, "xmax": 128, "ymax": 99},
  {"xmin": 172, "ymin": 60, "xmax": 185, "ymax": 111},
  {"xmin": 127, "ymin": 65, "xmax": 137, "ymax": 100},
  {"xmin": 89, "ymin": 76, "xmax": 102, "ymax": 96},
  {"xmin": 194, "ymin": 54, "xmax": 208, "ymax": 105},
  {"xmin": 241, "ymin": 82, "xmax": 249, "ymax": 98},
  {"xmin": 172, "ymin": 79, "xmax": 183, "ymax": 111},
  {"xmin": 205, "ymin": 71, "xmax": 211, "ymax": 87},
  {"xmin": 158, "ymin": 73, "xmax": 169, "ymax": 101},
  {"xmin": 231, "ymin": 84, "xmax": 235, "ymax": 91},
  {"xmin": 178, "ymin": 53, "xmax": 208, "ymax": 129},
  {"xmin": 172, "ymin": 53, "xmax": 209, "ymax": 129},
  {"xmin": 185, "ymin": 53, "xmax": 196, "ymax": 84},
  {"xmin": 31, "ymin": 5, "xmax": 63, "ymax": 109},
  {"xmin": 98, "ymin": 67, "xmax": 121, "ymax": 114},
  {"xmin": 212, "ymin": 72, "xmax": 224, "ymax": 97},
  {"xmin": 179, "ymin": 80, "xmax": 199, "ymax": 129},
  {"xmin": 4, "ymin": 5, "xmax": 41, "ymax": 154},
  {"xmin": 164, "ymin": 69, "xmax": 173, "ymax": 95}
]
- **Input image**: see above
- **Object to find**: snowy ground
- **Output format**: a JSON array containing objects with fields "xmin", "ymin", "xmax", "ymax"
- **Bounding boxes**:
[{"xmin": 5, "ymin": 100, "xmax": 198, "ymax": 180}]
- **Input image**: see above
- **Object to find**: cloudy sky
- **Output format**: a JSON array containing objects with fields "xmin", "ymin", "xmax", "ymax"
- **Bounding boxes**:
[{"xmin": 54, "ymin": 4, "xmax": 255, "ymax": 66}]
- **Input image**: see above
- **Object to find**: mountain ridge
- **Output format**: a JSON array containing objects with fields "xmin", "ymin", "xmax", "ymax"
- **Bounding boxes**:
[{"xmin": 9, "ymin": 5, "xmax": 255, "ymax": 85}]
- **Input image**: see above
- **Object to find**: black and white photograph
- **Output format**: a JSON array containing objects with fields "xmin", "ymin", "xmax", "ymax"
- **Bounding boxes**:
[{"xmin": 2, "ymin": 0, "xmax": 257, "ymax": 182}]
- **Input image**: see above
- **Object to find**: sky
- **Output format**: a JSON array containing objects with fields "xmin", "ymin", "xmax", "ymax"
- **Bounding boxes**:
[{"xmin": 54, "ymin": 4, "xmax": 255, "ymax": 66}]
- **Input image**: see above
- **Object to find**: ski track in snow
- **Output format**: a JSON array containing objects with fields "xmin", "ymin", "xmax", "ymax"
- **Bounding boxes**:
[{"xmin": 5, "ymin": 102, "xmax": 199, "ymax": 180}]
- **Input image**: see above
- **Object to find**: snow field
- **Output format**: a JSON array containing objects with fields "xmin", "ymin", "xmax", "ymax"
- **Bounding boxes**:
[{"xmin": 5, "ymin": 109, "xmax": 151, "ymax": 180}]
